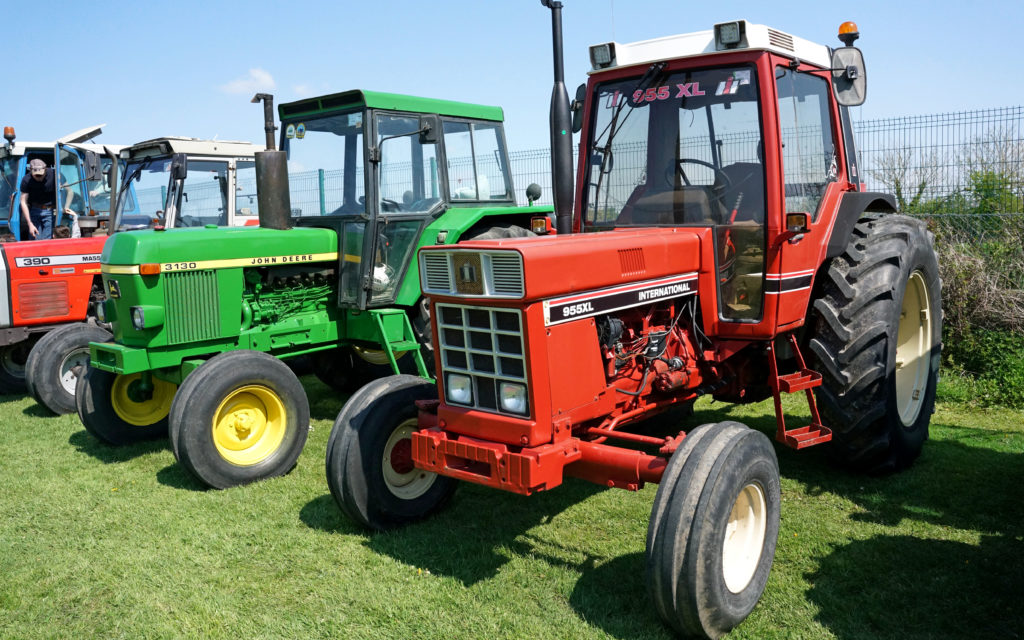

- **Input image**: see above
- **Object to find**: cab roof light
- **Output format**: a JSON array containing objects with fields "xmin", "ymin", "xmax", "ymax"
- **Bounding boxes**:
[
  {"xmin": 139, "ymin": 263, "xmax": 161, "ymax": 275},
  {"xmin": 838, "ymin": 21, "xmax": 860, "ymax": 47},
  {"xmin": 589, "ymin": 42, "xmax": 616, "ymax": 70},
  {"xmin": 3, "ymin": 126, "xmax": 14, "ymax": 144},
  {"xmin": 714, "ymin": 20, "xmax": 746, "ymax": 50}
]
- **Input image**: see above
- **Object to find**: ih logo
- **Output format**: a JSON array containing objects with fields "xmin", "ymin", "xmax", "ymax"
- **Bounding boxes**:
[{"xmin": 453, "ymin": 254, "xmax": 484, "ymax": 295}]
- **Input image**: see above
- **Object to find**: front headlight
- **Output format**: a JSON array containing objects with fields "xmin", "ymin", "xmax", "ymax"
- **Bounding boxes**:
[
  {"xmin": 447, "ymin": 374, "xmax": 472, "ymax": 405},
  {"xmin": 129, "ymin": 305, "xmax": 164, "ymax": 330},
  {"xmin": 95, "ymin": 300, "xmax": 106, "ymax": 323},
  {"xmin": 499, "ymin": 382, "xmax": 528, "ymax": 415},
  {"xmin": 130, "ymin": 306, "xmax": 145, "ymax": 330}
]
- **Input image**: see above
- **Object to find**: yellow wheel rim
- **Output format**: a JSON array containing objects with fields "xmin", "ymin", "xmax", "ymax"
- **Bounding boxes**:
[
  {"xmin": 212, "ymin": 385, "xmax": 287, "ymax": 466},
  {"xmin": 895, "ymin": 271, "xmax": 932, "ymax": 426},
  {"xmin": 111, "ymin": 373, "xmax": 177, "ymax": 427}
]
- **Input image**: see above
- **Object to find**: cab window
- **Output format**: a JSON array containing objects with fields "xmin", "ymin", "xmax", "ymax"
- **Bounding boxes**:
[
  {"xmin": 775, "ymin": 68, "xmax": 838, "ymax": 220},
  {"xmin": 443, "ymin": 121, "xmax": 513, "ymax": 201}
]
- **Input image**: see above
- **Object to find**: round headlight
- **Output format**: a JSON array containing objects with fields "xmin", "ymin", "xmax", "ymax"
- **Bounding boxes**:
[{"xmin": 130, "ymin": 306, "xmax": 145, "ymax": 330}]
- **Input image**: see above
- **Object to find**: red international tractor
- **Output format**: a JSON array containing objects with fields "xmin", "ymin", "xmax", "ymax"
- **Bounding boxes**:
[{"xmin": 325, "ymin": 7, "xmax": 941, "ymax": 638}]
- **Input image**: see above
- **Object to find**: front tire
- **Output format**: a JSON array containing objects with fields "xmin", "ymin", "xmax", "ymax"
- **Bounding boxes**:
[
  {"xmin": 646, "ymin": 422, "xmax": 781, "ymax": 639},
  {"xmin": 169, "ymin": 350, "xmax": 309, "ymax": 489},
  {"xmin": 26, "ymin": 323, "xmax": 112, "ymax": 414},
  {"xmin": 809, "ymin": 213, "xmax": 942, "ymax": 473},
  {"xmin": 325, "ymin": 374, "xmax": 456, "ymax": 530},
  {"xmin": 76, "ymin": 367, "xmax": 177, "ymax": 445}
]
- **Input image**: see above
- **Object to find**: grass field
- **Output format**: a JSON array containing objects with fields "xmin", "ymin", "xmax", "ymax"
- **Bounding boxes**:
[{"xmin": 1, "ymin": 377, "xmax": 1022, "ymax": 639}]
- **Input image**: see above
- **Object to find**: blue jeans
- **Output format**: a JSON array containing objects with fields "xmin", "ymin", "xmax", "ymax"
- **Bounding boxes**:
[{"xmin": 28, "ymin": 207, "xmax": 53, "ymax": 240}]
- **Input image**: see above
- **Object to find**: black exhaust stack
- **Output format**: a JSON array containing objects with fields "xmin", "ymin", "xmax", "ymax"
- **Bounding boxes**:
[
  {"xmin": 542, "ymin": 0, "xmax": 574, "ymax": 235},
  {"xmin": 251, "ymin": 93, "xmax": 292, "ymax": 230}
]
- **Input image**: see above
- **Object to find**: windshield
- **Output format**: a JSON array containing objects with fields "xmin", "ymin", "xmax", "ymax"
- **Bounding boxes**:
[
  {"xmin": 282, "ymin": 109, "xmax": 366, "ymax": 216},
  {"xmin": 584, "ymin": 65, "xmax": 764, "ymax": 228},
  {"xmin": 112, "ymin": 156, "xmax": 168, "ymax": 231},
  {"xmin": 87, "ymin": 157, "xmax": 124, "ymax": 216}
]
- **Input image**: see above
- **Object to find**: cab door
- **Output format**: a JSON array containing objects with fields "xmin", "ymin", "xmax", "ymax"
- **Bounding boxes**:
[
  {"xmin": 54, "ymin": 143, "xmax": 91, "ymax": 231},
  {"xmin": 770, "ymin": 61, "xmax": 844, "ymax": 330}
]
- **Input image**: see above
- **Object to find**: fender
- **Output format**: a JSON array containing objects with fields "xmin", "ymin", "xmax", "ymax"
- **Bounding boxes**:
[{"xmin": 825, "ymin": 191, "xmax": 897, "ymax": 259}]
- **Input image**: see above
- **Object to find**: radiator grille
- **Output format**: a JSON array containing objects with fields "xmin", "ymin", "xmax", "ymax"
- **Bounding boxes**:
[
  {"xmin": 18, "ymin": 282, "xmax": 69, "ymax": 318},
  {"xmin": 422, "ymin": 252, "xmax": 451, "ymax": 291},
  {"xmin": 164, "ymin": 270, "xmax": 220, "ymax": 344},
  {"xmin": 419, "ymin": 250, "xmax": 524, "ymax": 298},
  {"xmin": 437, "ymin": 303, "xmax": 528, "ymax": 416}
]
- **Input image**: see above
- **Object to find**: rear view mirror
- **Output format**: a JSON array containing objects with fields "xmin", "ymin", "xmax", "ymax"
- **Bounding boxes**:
[
  {"xmin": 170, "ymin": 153, "xmax": 188, "ymax": 181},
  {"xmin": 82, "ymin": 151, "xmax": 102, "ymax": 182},
  {"xmin": 831, "ymin": 47, "xmax": 866, "ymax": 107},
  {"xmin": 419, "ymin": 115, "xmax": 441, "ymax": 144},
  {"xmin": 571, "ymin": 83, "xmax": 587, "ymax": 133}
]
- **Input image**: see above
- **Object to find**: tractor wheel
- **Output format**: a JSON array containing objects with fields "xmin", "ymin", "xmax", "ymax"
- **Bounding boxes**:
[
  {"xmin": 169, "ymin": 350, "xmax": 309, "ymax": 489},
  {"xmin": 646, "ymin": 421, "xmax": 780, "ymax": 639},
  {"xmin": 26, "ymin": 323, "xmax": 111, "ymax": 415},
  {"xmin": 325, "ymin": 374, "xmax": 456, "ymax": 530},
  {"xmin": 311, "ymin": 347, "xmax": 357, "ymax": 392},
  {"xmin": 808, "ymin": 213, "xmax": 942, "ymax": 474},
  {"xmin": 76, "ymin": 367, "xmax": 177, "ymax": 445},
  {"xmin": 0, "ymin": 340, "xmax": 32, "ymax": 395}
]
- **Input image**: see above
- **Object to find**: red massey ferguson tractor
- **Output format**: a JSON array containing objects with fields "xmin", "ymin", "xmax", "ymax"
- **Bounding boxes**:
[{"xmin": 326, "ymin": 12, "xmax": 941, "ymax": 639}]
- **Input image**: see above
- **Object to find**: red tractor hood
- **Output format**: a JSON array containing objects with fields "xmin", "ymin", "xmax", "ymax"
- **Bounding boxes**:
[{"xmin": 454, "ymin": 227, "xmax": 707, "ymax": 301}]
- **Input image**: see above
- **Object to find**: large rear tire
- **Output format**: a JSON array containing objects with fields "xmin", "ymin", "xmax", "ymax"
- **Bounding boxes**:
[
  {"xmin": 808, "ymin": 213, "xmax": 942, "ymax": 474},
  {"xmin": 169, "ymin": 350, "xmax": 309, "ymax": 489},
  {"xmin": 646, "ymin": 422, "xmax": 780, "ymax": 639},
  {"xmin": 26, "ymin": 323, "xmax": 111, "ymax": 415},
  {"xmin": 76, "ymin": 367, "xmax": 177, "ymax": 445},
  {"xmin": 325, "ymin": 374, "xmax": 455, "ymax": 530}
]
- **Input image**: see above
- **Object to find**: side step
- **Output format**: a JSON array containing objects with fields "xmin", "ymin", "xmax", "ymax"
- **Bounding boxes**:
[
  {"xmin": 369, "ymin": 309, "xmax": 431, "ymax": 380},
  {"xmin": 767, "ymin": 334, "xmax": 832, "ymax": 449}
]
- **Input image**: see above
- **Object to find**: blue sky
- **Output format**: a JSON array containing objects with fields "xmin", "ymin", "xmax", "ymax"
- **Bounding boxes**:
[{"xmin": 6, "ymin": 1, "xmax": 1022, "ymax": 151}]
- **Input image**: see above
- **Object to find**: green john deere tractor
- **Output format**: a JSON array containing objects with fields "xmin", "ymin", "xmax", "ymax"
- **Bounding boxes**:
[{"xmin": 78, "ymin": 90, "xmax": 551, "ymax": 489}]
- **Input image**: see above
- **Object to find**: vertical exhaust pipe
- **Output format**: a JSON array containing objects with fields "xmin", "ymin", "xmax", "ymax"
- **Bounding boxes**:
[
  {"xmin": 542, "ymin": 0, "xmax": 574, "ymax": 235},
  {"xmin": 251, "ymin": 93, "xmax": 292, "ymax": 230}
]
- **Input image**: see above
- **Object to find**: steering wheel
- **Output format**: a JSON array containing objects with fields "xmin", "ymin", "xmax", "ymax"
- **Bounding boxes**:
[
  {"xmin": 381, "ymin": 198, "xmax": 402, "ymax": 212},
  {"xmin": 673, "ymin": 158, "xmax": 731, "ymax": 190}
]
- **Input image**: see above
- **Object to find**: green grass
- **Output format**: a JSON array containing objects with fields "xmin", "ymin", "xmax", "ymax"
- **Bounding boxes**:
[{"xmin": 2, "ymin": 378, "xmax": 1022, "ymax": 639}]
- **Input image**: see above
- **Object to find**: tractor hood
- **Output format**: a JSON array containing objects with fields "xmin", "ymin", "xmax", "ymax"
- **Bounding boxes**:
[
  {"xmin": 101, "ymin": 226, "xmax": 338, "ymax": 266},
  {"xmin": 423, "ymin": 227, "xmax": 710, "ymax": 303}
]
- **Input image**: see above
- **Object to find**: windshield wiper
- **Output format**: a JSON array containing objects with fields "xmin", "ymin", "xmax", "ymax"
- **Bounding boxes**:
[{"xmin": 590, "ymin": 62, "xmax": 667, "ymax": 219}]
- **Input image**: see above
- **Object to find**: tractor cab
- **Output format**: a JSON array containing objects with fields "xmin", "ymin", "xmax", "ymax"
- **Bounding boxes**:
[
  {"xmin": 0, "ymin": 125, "xmax": 115, "ymax": 241},
  {"xmin": 278, "ymin": 90, "xmax": 519, "ymax": 310},
  {"xmin": 577, "ymin": 20, "xmax": 867, "ymax": 336},
  {"xmin": 107, "ymin": 137, "xmax": 263, "ymax": 234}
]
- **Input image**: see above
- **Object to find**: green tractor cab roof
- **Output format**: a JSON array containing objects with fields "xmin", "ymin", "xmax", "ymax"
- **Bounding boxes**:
[{"xmin": 279, "ymin": 90, "xmax": 504, "ymax": 122}]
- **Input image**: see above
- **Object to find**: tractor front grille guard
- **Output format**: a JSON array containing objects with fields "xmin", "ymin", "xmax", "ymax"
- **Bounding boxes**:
[{"xmin": 435, "ymin": 303, "xmax": 529, "ymax": 418}]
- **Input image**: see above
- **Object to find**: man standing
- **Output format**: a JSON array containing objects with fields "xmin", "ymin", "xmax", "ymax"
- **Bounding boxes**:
[{"xmin": 19, "ymin": 159, "xmax": 74, "ymax": 240}]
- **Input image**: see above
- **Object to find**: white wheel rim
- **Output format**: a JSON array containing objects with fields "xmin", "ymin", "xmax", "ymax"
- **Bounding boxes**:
[
  {"xmin": 59, "ymin": 349, "xmax": 90, "ymax": 395},
  {"xmin": 381, "ymin": 419, "xmax": 436, "ymax": 500},
  {"xmin": 722, "ymin": 482, "xmax": 767, "ymax": 593},
  {"xmin": 895, "ymin": 271, "xmax": 932, "ymax": 426}
]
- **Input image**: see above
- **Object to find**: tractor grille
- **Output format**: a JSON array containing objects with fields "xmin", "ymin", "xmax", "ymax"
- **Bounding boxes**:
[
  {"xmin": 420, "ymin": 250, "xmax": 524, "ymax": 299},
  {"xmin": 436, "ymin": 303, "xmax": 528, "ymax": 417},
  {"xmin": 163, "ymin": 270, "xmax": 220, "ymax": 344},
  {"xmin": 18, "ymin": 282, "xmax": 70, "ymax": 319}
]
